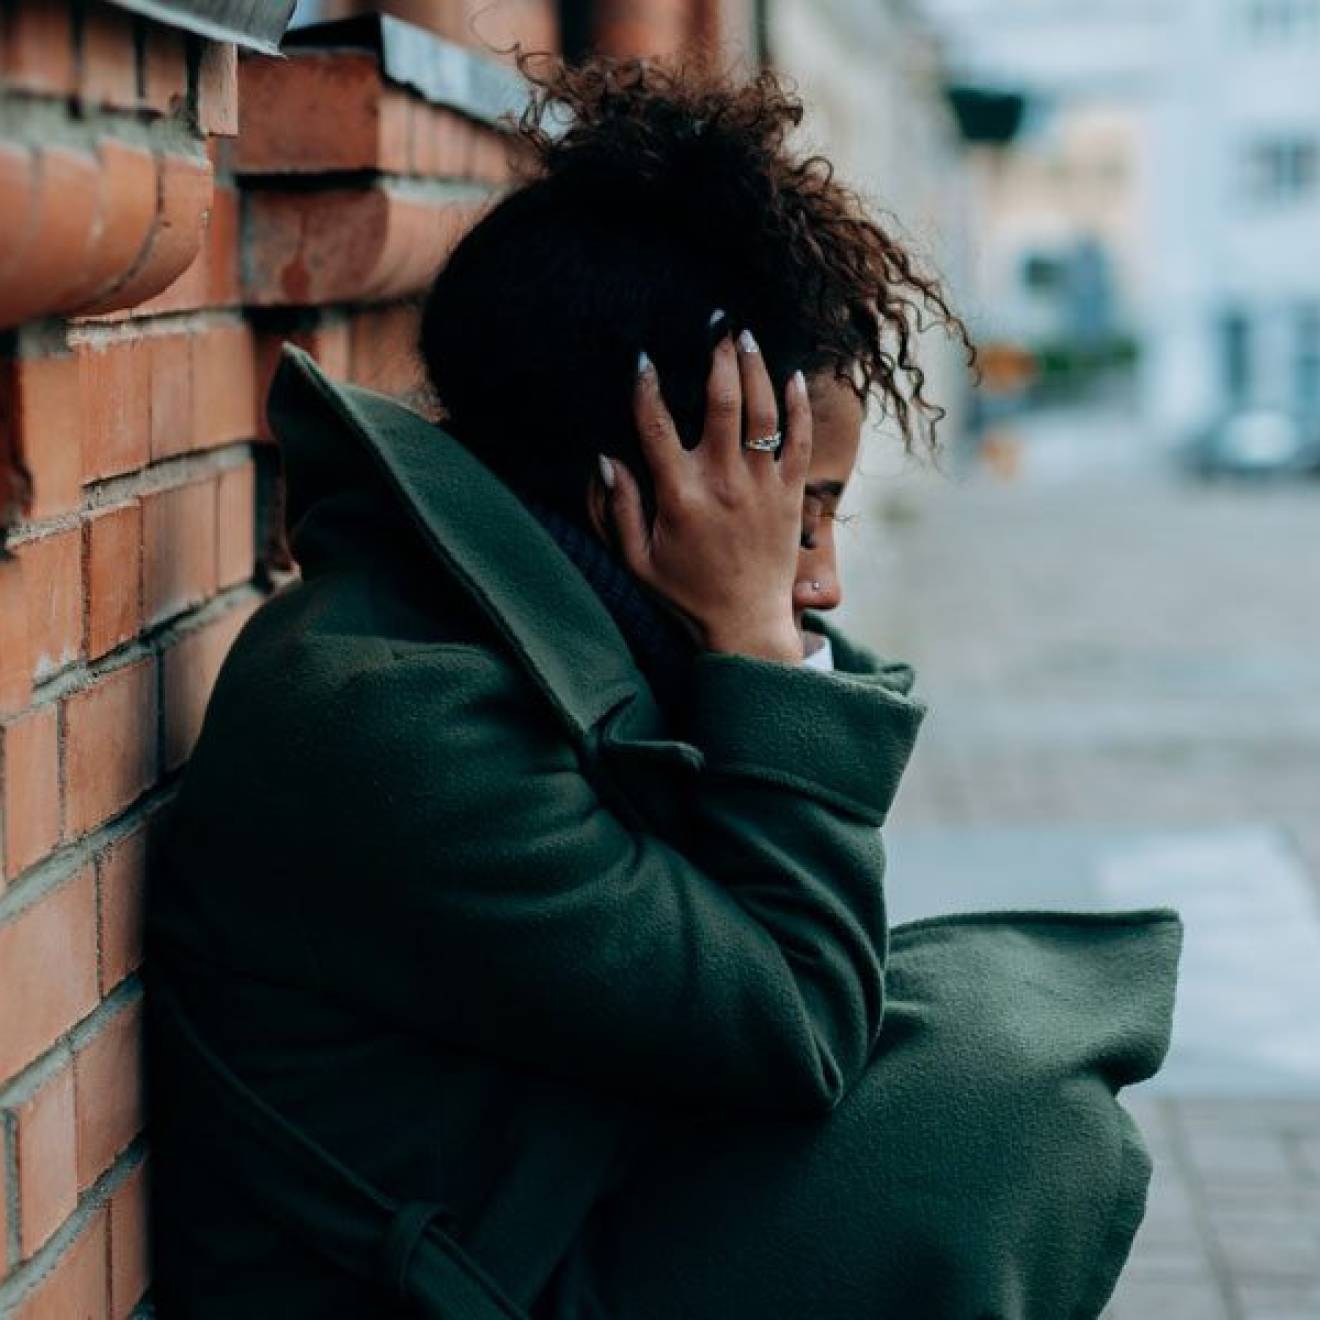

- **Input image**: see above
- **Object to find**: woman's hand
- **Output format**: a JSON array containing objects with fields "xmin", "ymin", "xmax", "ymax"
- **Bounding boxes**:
[{"xmin": 599, "ymin": 325, "xmax": 811, "ymax": 664}]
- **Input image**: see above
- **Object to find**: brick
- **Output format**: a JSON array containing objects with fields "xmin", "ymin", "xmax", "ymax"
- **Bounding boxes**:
[
  {"xmin": 2, "ymin": 704, "xmax": 60, "ymax": 882},
  {"xmin": 143, "ymin": 479, "xmax": 218, "ymax": 625},
  {"xmin": 162, "ymin": 602, "xmax": 256, "ymax": 771},
  {"xmin": 0, "ymin": 0, "xmax": 76, "ymax": 97},
  {"xmin": 17, "ymin": 528, "xmax": 83, "ymax": 681},
  {"xmin": 74, "ymin": 999, "xmax": 144, "ymax": 1190},
  {"xmin": 0, "ymin": 354, "xmax": 83, "ymax": 520},
  {"xmin": 415, "ymin": 106, "xmax": 477, "ymax": 177},
  {"xmin": 256, "ymin": 320, "xmax": 350, "ymax": 442},
  {"xmin": 148, "ymin": 333, "xmax": 194, "ymax": 460},
  {"xmin": 0, "ymin": 554, "xmax": 33, "ymax": 719},
  {"xmin": 97, "ymin": 828, "xmax": 146, "ymax": 993},
  {"xmin": 72, "ymin": 141, "xmax": 159, "ymax": 316},
  {"xmin": 63, "ymin": 660, "xmax": 157, "ymax": 838},
  {"xmin": 198, "ymin": 41, "xmax": 239, "ymax": 137},
  {"xmin": 216, "ymin": 461, "xmax": 256, "ymax": 589},
  {"xmin": 85, "ymin": 501, "xmax": 143, "ymax": 660},
  {"xmin": 11, "ymin": 1062, "xmax": 78, "ymax": 1257},
  {"xmin": 78, "ymin": 339, "xmax": 150, "ymax": 482},
  {"xmin": 79, "ymin": 153, "xmax": 213, "ymax": 318},
  {"xmin": 204, "ymin": 183, "xmax": 241, "ymax": 307},
  {"xmin": 108, "ymin": 1159, "xmax": 149, "ymax": 1320},
  {"xmin": 14, "ymin": 1208, "xmax": 109, "ymax": 1320},
  {"xmin": 235, "ymin": 50, "xmax": 390, "ymax": 174},
  {"xmin": 0, "ymin": 870, "xmax": 98, "ymax": 1077},
  {"xmin": 192, "ymin": 322, "xmax": 258, "ymax": 448},
  {"xmin": 80, "ymin": 4, "xmax": 139, "ymax": 110},
  {"xmin": 142, "ymin": 23, "xmax": 188, "ymax": 117}
]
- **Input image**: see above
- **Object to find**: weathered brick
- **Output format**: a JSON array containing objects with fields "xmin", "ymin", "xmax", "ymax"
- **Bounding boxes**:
[
  {"xmin": 108, "ymin": 1158, "xmax": 149, "ymax": 1320},
  {"xmin": 1, "ymin": 703, "xmax": 60, "ymax": 882},
  {"xmin": 0, "ymin": 354, "xmax": 84, "ymax": 520},
  {"xmin": 97, "ymin": 828, "xmax": 146, "ymax": 993},
  {"xmin": 0, "ymin": 0, "xmax": 76, "ymax": 96},
  {"xmin": 143, "ymin": 478, "xmax": 218, "ymax": 625},
  {"xmin": 78, "ymin": 338, "xmax": 150, "ymax": 482},
  {"xmin": 192, "ymin": 322, "xmax": 258, "ymax": 449},
  {"xmin": 216, "ymin": 461, "xmax": 256, "ymax": 589},
  {"xmin": 74, "ymin": 998, "xmax": 144, "ymax": 1190},
  {"xmin": 79, "ymin": 4, "xmax": 139, "ymax": 110},
  {"xmin": 199, "ymin": 41, "xmax": 239, "ymax": 137},
  {"xmin": 10, "ymin": 1062, "xmax": 78, "ymax": 1258},
  {"xmin": 142, "ymin": 23, "xmax": 188, "ymax": 117},
  {"xmin": 162, "ymin": 602, "xmax": 256, "ymax": 772},
  {"xmin": 75, "ymin": 141, "xmax": 159, "ymax": 313},
  {"xmin": 14, "ymin": 1208, "xmax": 109, "ymax": 1320},
  {"xmin": 85, "ymin": 501, "xmax": 143, "ymax": 660},
  {"xmin": 63, "ymin": 659, "xmax": 157, "ymax": 838},
  {"xmin": 205, "ymin": 183, "xmax": 242, "ymax": 307},
  {"xmin": 17, "ymin": 528, "xmax": 84, "ymax": 681},
  {"xmin": 0, "ymin": 871, "xmax": 98, "ymax": 1078}
]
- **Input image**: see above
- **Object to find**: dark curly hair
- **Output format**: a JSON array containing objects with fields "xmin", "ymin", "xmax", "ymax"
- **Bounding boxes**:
[{"xmin": 420, "ymin": 53, "xmax": 973, "ymax": 522}]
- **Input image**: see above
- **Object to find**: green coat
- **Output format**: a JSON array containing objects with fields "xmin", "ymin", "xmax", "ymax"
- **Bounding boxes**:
[{"xmin": 145, "ymin": 345, "xmax": 1182, "ymax": 1319}]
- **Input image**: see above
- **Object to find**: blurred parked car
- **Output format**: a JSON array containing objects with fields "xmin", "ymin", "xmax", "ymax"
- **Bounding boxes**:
[{"xmin": 1182, "ymin": 408, "xmax": 1320, "ymax": 478}]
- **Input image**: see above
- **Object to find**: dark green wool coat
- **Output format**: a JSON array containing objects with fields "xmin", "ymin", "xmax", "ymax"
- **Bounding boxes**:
[{"xmin": 145, "ymin": 345, "xmax": 1183, "ymax": 1319}]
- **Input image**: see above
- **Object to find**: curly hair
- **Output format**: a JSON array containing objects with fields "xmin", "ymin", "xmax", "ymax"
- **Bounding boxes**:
[{"xmin": 420, "ymin": 53, "xmax": 973, "ymax": 521}]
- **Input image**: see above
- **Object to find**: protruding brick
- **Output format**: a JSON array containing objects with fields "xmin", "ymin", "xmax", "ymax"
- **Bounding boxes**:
[
  {"xmin": 11, "ymin": 1062, "xmax": 78, "ymax": 1257},
  {"xmin": 205, "ymin": 184, "xmax": 242, "ymax": 307},
  {"xmin": 80, "ymin": 4, "xmax": 139, "ymax": 110},
  {"xmin": 1, "ymin": 704, "xmax": 60, "ymax": 882},
  {"xmin": 79, "ymin": 153, "xmax": 214, "ymax": 318},
  {"xmin": 14, "ymin": 1208, "xmax": 109, "ymax": 1320},
  {"xmin": 142, "ymin": 24, "xmax": 188, "ymax": 117},
  {"xmin": 244, "ymin": 186, "xmax": 477, "ymax": 306},
  {"xmin": 0, "ymin": 354, "xmax": 83, "ymax": 520},
  {"xmin": 78, "ymin": 338, "xmax": 150, "ymax": 482},
  {"xmin": 199, "ymin": 41, "xmax": 240, "ymax": 137},
  {"xmin": 192, "ymin": 322, "xmax": 258, "ymax": 448},
  {"xmin": 0, "ymin": 0, "xmax": 76, "ymax": 97},
  {"xmin": 0, "ymin": 868, "xmax": 98, "ymax": 1079},
  {"xmin": 63, "ymin": 659, "xmax": 157, "ymax": 838},
  {"xmin": 236, "ymin": 50, "xmax": 393, "ymax": 174},
  {"xmin": 73, "ymin": 141, "xmax": 159, "ymax": 312},
  {"xmin": 17, "ymin": 528, "xmax": 83, "ymax": 681},
  {"xmin": 162, "ymin": 601, "xmax": 256, "ymax": 771},
  {"xmin": 97, "ymin": 828, "xmax": 146, "ymax": 993},
  {"xmin": 74, "ymin": 998, "xmax": 144, "ymax": 1190},
  {"xmin": 85, "ymin": 501, "xmax": 143, "ymax": 659},
  {"xmin": 108, "ymin": 1159, "xmax": 149, "ymax": 1319},
  {"xmin": 217, "ymin": 462, "xmax": 256, "ymax": 589}
]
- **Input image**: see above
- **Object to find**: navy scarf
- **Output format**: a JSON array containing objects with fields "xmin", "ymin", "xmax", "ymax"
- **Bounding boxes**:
[{"xmin": 508, "ymin": 482, "xmax": 701, "ymax": 724}]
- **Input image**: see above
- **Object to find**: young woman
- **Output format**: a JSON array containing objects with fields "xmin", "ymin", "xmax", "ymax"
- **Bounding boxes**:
[{"xmin": 145, "ymin": 56, "xmax": 1182, "ymax": 1320}]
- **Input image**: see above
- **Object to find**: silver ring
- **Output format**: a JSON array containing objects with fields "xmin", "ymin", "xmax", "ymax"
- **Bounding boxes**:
[{"xmin": 744, "ymin": 431, "xmax": 782, "ymax": 453}]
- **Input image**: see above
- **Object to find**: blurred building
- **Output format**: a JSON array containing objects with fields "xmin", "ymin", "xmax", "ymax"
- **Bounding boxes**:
[{"xmin": 927, "ymin": 0, "xmax": 1320, "ymax": 442}]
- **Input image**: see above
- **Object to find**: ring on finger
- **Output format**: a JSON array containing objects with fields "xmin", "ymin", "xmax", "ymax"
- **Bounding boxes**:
[{"xmin": 744, "ymin": 430, "xmax": 782, "ymax": 453}]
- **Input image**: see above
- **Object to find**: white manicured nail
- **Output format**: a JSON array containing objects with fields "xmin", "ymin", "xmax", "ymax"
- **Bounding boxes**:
[
  {"xmin": 738, "ymin": 329, "xmax": 760, "ymax": 354},
  {"xmin": 789, "ymin": 368, "xmax": 806, "ymax": 399},
  {"xmin": 637, "ymin": 350, "xmax": 653, "ymax": 376},
  {"xmin": 598, "ymin": 454, "xmax": 616, "ymax": 489}
]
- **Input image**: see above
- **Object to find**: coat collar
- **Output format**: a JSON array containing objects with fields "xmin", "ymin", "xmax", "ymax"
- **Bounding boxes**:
[{"xmin": 269, "ymin": 343, "xmax": 647, "ymax": 746}]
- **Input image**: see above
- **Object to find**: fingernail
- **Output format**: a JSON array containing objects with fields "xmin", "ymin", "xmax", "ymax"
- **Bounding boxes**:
[
  {"xmin": 737, "ymin": 328, "xmax": 760, "ymax": 355},
  {"xmin": 789, "ymin": 369, "xmax": 806, "ymax": 399},
  {"xmin": 598, "ymin": 453, "xmax": 616, "ymax": 489},
  {"xmin": 708, "ymin": 308, "xmax": 726, "ymax": 326},
  {"xmin": 637, "ymin": 350, "xmax": 653, "ymax": 376}
]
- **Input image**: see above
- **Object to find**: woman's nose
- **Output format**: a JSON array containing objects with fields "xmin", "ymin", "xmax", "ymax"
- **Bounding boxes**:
[{"xmin": 793, "ymin": 569, "xmax": 841, "ymax": 613}]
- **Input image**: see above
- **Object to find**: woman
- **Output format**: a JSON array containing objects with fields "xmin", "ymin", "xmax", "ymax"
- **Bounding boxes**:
[{"xmin": 145, "ymin": 56, "xmax": 1181, "ymax": 1319}]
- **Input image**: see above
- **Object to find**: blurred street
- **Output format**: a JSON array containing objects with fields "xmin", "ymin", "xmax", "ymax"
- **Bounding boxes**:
[{"xmin": 842, "ymin": 407, "xmax": 1320, "ymax": 1319}]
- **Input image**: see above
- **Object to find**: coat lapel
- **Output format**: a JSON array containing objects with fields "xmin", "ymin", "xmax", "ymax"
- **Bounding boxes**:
[{"xmin": 270, "ymin": 343, "xmax": 677, "ymax": 755}]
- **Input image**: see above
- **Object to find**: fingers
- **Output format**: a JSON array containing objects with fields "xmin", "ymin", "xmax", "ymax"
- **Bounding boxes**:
[
  {"xmin": 702, "ymin": 329, "xmax": 744, "ymax": 469},
  {"xmin": 600, "ymin": 456, "xmax": 652, "ymax": 580},
  {"xmin": 778, "ymin": 368, "xmax": 812, "ymax": 487},
  {"xmin": 632, "ymin": 351, "xmax": 688, "ymax": 502},
  {"xmin": 734, "ymin": 328, "xmax": 781, "ymax": 465}
]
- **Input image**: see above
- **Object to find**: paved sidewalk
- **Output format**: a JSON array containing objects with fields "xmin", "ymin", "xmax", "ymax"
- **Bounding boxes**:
[{"xmin": 840, "ymin": 426, "xmax": 1320, "ymax": 1318}]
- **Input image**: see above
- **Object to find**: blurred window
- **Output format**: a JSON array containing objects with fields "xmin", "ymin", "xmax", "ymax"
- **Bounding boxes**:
[
  {"xmin": 1244, "ymin": 137, "xmax": 1319, "ymax": 203},
  {"xmin": 1223, "ymin": 311, "xmax": 1252, "ymax": 404},
  {"xmin": 1295, "ymin": 305, "xmax": 1320, "ymax": 413}
]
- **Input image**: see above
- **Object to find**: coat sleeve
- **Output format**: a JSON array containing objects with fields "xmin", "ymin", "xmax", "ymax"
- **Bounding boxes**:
[{"xmin": 301, "ymin": 640, "xmax": 925, "ymax": 1119}]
